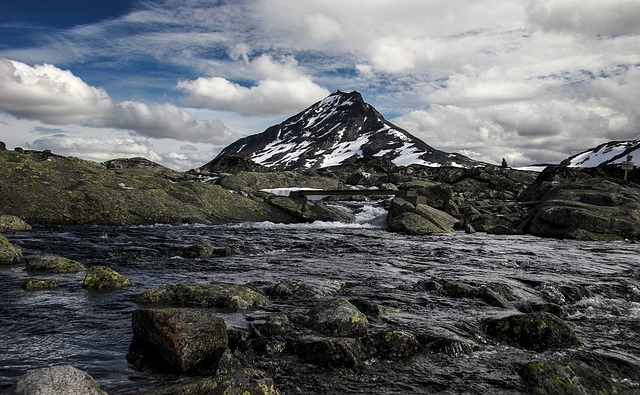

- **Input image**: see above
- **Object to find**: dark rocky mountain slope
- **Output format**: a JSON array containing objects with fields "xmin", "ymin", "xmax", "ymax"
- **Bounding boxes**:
[{"xmin": 203, "ymin": 91, "xmax": 481, "ymax": 171}]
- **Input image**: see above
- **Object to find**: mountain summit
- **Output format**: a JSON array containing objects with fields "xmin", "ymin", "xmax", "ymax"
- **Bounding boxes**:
[{"xmin": 204, "ymin": 91, "xmax": 479, "ymax": 171}]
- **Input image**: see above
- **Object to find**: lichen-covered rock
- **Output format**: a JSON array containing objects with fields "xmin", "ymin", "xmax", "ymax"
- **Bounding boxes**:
[
  {"xmin": 0, "ymin": 234, "xmax": 22, "ymax": 264},
  {"xmin": 484, "ymin": 312, "xmax": 582, "ymax": 351},
  {"xmin": 82, "ymin": 265, "xmax": 131, "ymax": 289},
  {"xmin": 370, "ymin": 330, "xmax": 419, "ymax": 359},
  {"xmin": 6, "ymin": 365, "xmax": 106, "ymax": 395},
  {"xmin": 387, "ymin": 198, "xmax": 457, "ymax": 235},
  {"xmin": 519, "ymin": 360, "xmax": 617, "ymax": 395},
  {"xmin": 136, "ymin": 283, "xmax": 271, "ymax": 311},
  {"xmin": 249, "ymin": 313, "xmax": 292, "ymax": 337},
  {"xmin": 26, "ymin": 254, "xmax": 84, "ymax": 273},
  {"xmin": 0, "ymin": 215, "xmax": 31, "ymax": 232},
  {"xmin": 295, "ymin": 336, "xmax": 362, "ymax": 368},
  {"xmin": 307, "ymin": 297, "xmax": 369, "ymax": 337},
  {"xmin": 19, "ymin": 278, "xmax": 60, "ymax": 291},
  {"xmin": 131, "ymin": 308, "xmax": 228, "ymax": 373},
  {"xmin": 140, "ymin": 367, "xmax": 279, "ymax": 395}
]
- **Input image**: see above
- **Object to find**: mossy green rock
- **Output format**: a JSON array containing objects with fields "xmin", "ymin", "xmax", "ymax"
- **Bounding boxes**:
[
  {"xmin": 26, "ymin": 254, "xmax": 84, "ymax": 273},
  {"xmin": 370, "ymin": 330, "xmax": 419, "ymax": 359},
  {"xmin": 136, "ymin": 283, "xmax": 271, "ymax": 312},
  {"xmin": 484, "ymin": 312, "xmax": 582, "ymax": 351},
  {"xmin": 82, "ymin": 265, "xmax": 131, "ymax": 289},
  {"xmin": 0, "ymin": 149, "xmax": 281, "ymax": 225},
  {"xmin": 519, "ymin": 360, "xmax": 617, "ymax": 395},
  {"xmin": 387, "ymin": 198, "xmax": 456, "ymax": 235},
  {"xmin": 0, "ymin": 234, "xmax": 22, "ymax": 264},
  {"xmin": 307, "ymin": 297, "xmax": 369, "ymax": 337},
  {"xmin": 19, "ymin": 278, "xmax": 60, "ymax": 291},
  {"xmin": 443, "ymin": 281, "xmax": 514, "ymax": 309},
  {"xmin": 147, "ymin": 368, "xmax": 279, "ymax": 395},
  {"xmin": 0, "ymin": 215, "xmax": 31, "ymax": 232}
]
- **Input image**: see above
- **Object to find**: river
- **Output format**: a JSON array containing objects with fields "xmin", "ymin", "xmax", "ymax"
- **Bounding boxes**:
[{"xmin": 1, "ymin": 204, "xmax": 639, "ymax": 394}]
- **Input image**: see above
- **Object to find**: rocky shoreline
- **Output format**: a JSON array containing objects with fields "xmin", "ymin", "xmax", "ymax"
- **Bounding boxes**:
[{"xmin": 1, "ymin": 144, "xmax": 639, "ymax": 241}]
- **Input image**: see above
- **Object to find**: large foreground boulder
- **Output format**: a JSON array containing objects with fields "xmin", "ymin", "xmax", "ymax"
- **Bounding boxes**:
[
  {"xmin": 7, "ymin": 365, "xmax": 106, "ymax": 395},
  {"xmin": 136, "ymin": 283, "xmax": 271, "ymax": 311},
  {"xmin": 0, "ymin": 234, "xmax": 22, "ymax": 264},
  {"xmin": 131, "ymin": 308, "xmax": 228, "ymax": 373}
]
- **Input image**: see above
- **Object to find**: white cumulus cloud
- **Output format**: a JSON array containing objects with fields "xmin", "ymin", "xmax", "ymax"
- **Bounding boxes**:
[{"xmin": 177, "ymin": 54, "xmax": 329, "ymax": 116}]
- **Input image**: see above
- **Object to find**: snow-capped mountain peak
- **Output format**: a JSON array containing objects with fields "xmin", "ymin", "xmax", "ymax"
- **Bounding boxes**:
[
  {"xmin": 562, "ymin": 140, "xmax": 640, "ymax": 167},
  {"xmin": 204, "ymin": 91, "xmax": 479, "ymax": 171}
]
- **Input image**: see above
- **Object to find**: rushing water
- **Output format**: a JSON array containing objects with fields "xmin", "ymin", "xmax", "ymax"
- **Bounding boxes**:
[{"xmin": 1, "ymin": 203, "xmax": 639, "ymax": 394}]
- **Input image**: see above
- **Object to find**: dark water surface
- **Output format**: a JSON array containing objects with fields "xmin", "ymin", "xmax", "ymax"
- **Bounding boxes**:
[{"xmin": 1, "ymin": 219, "xmax": 639, "ymax": 394}]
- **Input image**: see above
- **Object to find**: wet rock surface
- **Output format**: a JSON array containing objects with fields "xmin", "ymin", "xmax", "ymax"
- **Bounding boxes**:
[
  {"xmin": 25, "ymin": 254, "xmax": 85, "ymax": 273},
  {"xmin": 82, "ymin": 265, "xmax": 132, "ymax": 289},
  {"xmin": 0, "ymin": 234, "xmax": 22, "ymax": 264},
  {"xmin": 7, "ymin": 365, "xmax": 107, "ymax": 395}
]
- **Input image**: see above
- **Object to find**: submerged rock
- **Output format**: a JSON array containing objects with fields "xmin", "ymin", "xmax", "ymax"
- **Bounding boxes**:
[
  {"xmin": 307, "ymin": 297, "xmax": 369, "ymax": 337},
  {"xmin": 131, "ymin": 308, "xmax": 228, "ymax": 373},
  {"xmin": 7, "ymin": 365, "xmax": 106, "ymax": 395},
  {"xmin": 180, "ymin": 242, "xmax": 233, "ymax": 258},
  {"xmin": 0, "ymin": 215, "xmax": 31, "ymax": 232},
  {"xmin": 136, "ymin": 283, "xmax": 271, "ymax": 311},
  {"xmin": 369, "ymin": 330, "xmax": 419, "ymax": 360},
  {"xmin": 443, "ymin": 281, "xmax": 515, "ymax": 309},
  {"xmin": 140, "ymin": 367, "xmax": 279, "ymax": 395},
  {"xmin": 519, "ymin": 360, "xmax": 617, "ymax": 395},
  {"xmin": 82, "ymin": 265, "xmax": 131, "ymax": 289},
  {"xmin": 0, "ymin": 234, "xmax": 22, "ymax": 264},
  {"xmin": 295, "ymin": 336, "xmax": 363, "ymax": 368},
  {"xmin": 19, "ymin": 278, "xmax": 60, "ymax": 291},
  {"xmin": 25, "ymin": 254, "xmax": 84, "ymax": 273},
  {"xmin": 484, "ymin": 312, "xmax": 582, "ymax": 351}
]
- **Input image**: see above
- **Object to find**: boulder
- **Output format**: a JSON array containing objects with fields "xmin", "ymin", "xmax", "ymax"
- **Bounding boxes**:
[
  {"xmin": 267, "ymin": 197, "xmax": 355, "ymax": 223},
  {"xmin": 307, "ymin": 297, "xmax": 369, "ymax": 337},
  {"xmin": 6, "ymin": 365, "xmax": 106, "ymax": 395},
  {"xmin": 387, "ymin": 198, "xmax": 457, "ymax": 235},
  {"xmin": 484, "ymin": 312, "xmax": 582, "ymax": 351},
  {"xmin": 0, "ymin": 215, "xmax": 32, "ymax": 232},
  {"xmin": 82, "ymin": 265, "xmax": 131, "ymax": 289},
  {"xmin": 442, "ymin": 281, "xmax": 514, "ymax": 309},
  {"xmin": 26, "ymin": 254, "xmax": 84, "ymax": 273},
  {"xmin": 294, "ymin": 336, "xmax": 363, "ymax": 368},
  {"xmin": 0, "ymin": 234, "xmax": 22, "ymax": 264},
  {"xmin": 249, "ymin": 312, "xmax": 292, "ymax": 337},
  {"xmin": 19, "ymin": 279, "xmax": 60, "ymax": 291},
  {"xmin": 136, "ymin": 283, "xmax": 271, "ymax": 312},
  {"xmin": 131, "ymin": 308, "xmax": 228, "ymax": 373},
  {"xmin": 421, "ymin": 334, "xmax": 483, "ymax": 356}
]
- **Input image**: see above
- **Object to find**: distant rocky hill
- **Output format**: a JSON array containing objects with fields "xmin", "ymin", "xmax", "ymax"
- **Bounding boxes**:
[
  {"xmin": 561, "ymin": 140, "xmax": 640, "ymax": 167},
  {"xmin": 202, "ymin": 91, "xmax": 481, "ymax": 171}
]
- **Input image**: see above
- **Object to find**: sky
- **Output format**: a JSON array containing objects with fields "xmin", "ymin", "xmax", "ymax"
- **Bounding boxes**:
[{"xmin": 0, "ymin": 0, "xmax": 639, "ymax": 171}]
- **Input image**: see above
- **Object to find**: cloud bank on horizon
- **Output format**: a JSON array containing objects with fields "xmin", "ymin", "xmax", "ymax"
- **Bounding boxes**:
[{"xmin": 0, "ymin": 0, "xmax": 638, "ymax": 170}]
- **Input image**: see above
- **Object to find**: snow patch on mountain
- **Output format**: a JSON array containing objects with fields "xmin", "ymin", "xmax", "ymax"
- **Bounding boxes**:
[{"xmin": 564, "ymin": 140, "xmax": 640, "ymax": 167}]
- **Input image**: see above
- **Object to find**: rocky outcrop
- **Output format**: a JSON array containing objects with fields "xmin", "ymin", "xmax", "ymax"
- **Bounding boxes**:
[
  {"xmin": 387, "ymin": 198, "xmax": 457, "ymax": 234},
  {"xmin": 521, "ymin": 167, "xmax": 640, "ymax": 240},
  {"xmin": 6, "ymin": 365, "xmax": 106, "ymax": 395},
  {"xmin": 131, "ymin": 308, "xmax": 228, "ymax": 373},
  {"xmin": 0, "ymin": 148, "xmax": 286, "ymax": 225},
  {"xmin": 82, "ymin": 265, "xmax": 131, "ymax": 289},
  {"xmin": 26, "ymin": 254, "xmax": 84, "ymax": 273},
  {"xmin": 267, "ymin": 196, "xmax": 355, "ymax": 223},
  {"xmin": 0, "ymin": 234, "xmax": 22, "ymax": 264},
  {"xmin": 0, "ymin": 215, "xmax": 31, "ymax": 232},
  {"xmin": 136, "ymin": 283, "xmax": 271, "ymax": 312}
]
